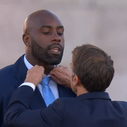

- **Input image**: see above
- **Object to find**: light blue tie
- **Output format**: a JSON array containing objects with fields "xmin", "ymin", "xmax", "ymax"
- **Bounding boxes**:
[{"xmin": 41, "ymin": 77, "xmax": 55, "ymax": 106}]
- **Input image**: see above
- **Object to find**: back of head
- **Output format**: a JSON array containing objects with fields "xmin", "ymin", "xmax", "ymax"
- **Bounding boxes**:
[{"xmin": 72, "ymin": 44, "xmax": 114, "ymax": 92}]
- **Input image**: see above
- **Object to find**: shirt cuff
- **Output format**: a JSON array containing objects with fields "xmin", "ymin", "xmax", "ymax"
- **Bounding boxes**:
[{"xmin": 19, "ymin": 82, "xmax": 36, "ymax": 91}]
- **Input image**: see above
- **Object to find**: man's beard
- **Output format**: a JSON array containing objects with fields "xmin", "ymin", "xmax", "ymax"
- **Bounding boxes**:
[{"xmin": 31, "ymin": 37, "xmax": 64, "ymax": 65}]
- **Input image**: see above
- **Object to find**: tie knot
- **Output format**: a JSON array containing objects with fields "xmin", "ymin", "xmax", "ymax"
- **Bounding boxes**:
[{"xmin": 41, "ymin": 77, "xmax": 51, "ymax": 86}]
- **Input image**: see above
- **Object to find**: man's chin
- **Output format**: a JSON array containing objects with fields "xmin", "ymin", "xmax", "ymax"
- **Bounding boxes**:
[
  {"xmin": 48, "ymin": 61, "xmax": 61, "ymax": 65},
  {"xmin": 47, "ymin": 58, "xmax": 61, "ymax": 65}
]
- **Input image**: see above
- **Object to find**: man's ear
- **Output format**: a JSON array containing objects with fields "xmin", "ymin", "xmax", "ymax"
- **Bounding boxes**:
[
  {"xmin": 73, "ymin": 75, "xmax": 79, "ymax": 86},
  {"xmin": 22, "ymin": 34, "xmax": 30, "ymax": 47}
]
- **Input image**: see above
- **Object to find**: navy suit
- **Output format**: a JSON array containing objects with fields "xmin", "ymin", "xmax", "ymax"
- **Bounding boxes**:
[
  {"xmin": 0, "ymin": 55, "xmax": 75, "ymax": 127},
  {"xmin": 5, "ymin": 86, "xmax": 127, "ymax": 127}
]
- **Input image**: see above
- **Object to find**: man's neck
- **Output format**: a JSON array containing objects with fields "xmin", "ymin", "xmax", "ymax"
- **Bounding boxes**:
[
  {"xmin": 76, "ymin": 86, "xmax": 88, "ymax": 96},
  {"xmin": 24, "ymin": 55, "xmax": 54, "ymax": 74}
]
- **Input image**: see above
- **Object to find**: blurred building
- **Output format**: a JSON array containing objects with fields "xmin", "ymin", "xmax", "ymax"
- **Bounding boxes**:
[{"xmin": 0, "ymin": 0, "xmax": 127, "ymax": 100}]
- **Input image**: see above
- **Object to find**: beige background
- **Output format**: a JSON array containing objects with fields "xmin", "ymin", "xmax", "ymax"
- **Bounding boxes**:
[{"xmin": 0, "ymin": 0, "xmax": 127, "ymax": 100}]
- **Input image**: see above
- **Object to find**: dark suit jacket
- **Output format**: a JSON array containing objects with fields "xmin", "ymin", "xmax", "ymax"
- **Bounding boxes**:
[
  {"xmin": 5, "ymin": 86, "xmax": 127, "ymax": 127},
  {"xmin": 0, "ymin": 55, "xmax": 75, "ymax": 127}
]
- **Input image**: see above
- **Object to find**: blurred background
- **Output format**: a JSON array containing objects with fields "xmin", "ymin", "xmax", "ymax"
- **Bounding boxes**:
[{"xmin": 0, "ymin": 0, "xmax": 127, "ymax": 100}]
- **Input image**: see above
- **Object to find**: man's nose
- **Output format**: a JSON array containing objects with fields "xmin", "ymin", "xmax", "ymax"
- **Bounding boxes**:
[{"xmin": 51, "ymin": 33, "xmax": 61, "ymax": 43}]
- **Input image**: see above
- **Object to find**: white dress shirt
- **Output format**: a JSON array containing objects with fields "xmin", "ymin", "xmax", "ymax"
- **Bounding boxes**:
[{"xmin": 20, "ymin": 55, "xmax": 59, "ymax": 99}]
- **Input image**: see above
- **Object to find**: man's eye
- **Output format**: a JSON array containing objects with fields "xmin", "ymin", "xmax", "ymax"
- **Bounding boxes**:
[
  {"xmin": 58, "ymin": 32, "xmax": 63, "ymax": 36},
  {"xmin": 42, "ymin": 32, "xmax": 50, "ymax": 35}
]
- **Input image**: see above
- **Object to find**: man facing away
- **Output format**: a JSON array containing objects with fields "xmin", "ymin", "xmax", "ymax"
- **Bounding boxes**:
[
  {"xmin": 5, "ymin": 44, "xmax": 127, "ymax": 127},
  {"xmin": 0, "ymin": 10, "xmax": 75, "ymax": 127}
]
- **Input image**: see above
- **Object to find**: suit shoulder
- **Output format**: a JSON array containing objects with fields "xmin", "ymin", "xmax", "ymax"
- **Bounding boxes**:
[
  {"xmin": 0, "ymin": 55, "xmax": 24, "ymax": 78},
  {"xmin": 112, "ymin": 100, "xmax": 127, "ymax": 105},
  {"xmin": 0, "ymin": 64, "xmax": 16, "ymax": 94},
  {"xmin": 0, "ymin": 64, "xmax": 15, "ymax": 82},
  {"xmin": 0, "ymin": 64, "xmax": 14, "ymax": 74},
  {"xmin": 112, "ymin": 101, "xmax": 127, "ymax": 112}
]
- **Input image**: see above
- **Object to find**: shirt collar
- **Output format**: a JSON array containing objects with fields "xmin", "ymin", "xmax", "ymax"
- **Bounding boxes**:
[
  {"xmin": 23, "ymin": 55, "xmax": 50, "ymax": 77},
  {"xmin": 24, "ymin": 55, "xmax": 33, "ymax": 70}
]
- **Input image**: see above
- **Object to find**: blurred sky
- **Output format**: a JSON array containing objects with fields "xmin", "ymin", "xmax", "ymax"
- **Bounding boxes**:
[{"xmin": 0, "ymin": 0, "xmax": 127, "ymax": 100}]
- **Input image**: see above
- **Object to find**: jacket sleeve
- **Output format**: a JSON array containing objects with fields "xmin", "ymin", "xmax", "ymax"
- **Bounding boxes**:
[{"xmin": 4, "ymin": 86, "xmax": 64, "ymax": 127}]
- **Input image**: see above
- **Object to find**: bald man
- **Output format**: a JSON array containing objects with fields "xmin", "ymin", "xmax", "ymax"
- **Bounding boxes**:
[{"xmin": 0, "ymin": 10, "xmax": 75, "ymax": 127}]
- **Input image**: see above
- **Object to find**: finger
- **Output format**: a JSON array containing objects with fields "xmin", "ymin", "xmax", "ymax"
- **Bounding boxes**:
[
  {"xmin": 50, "ymin": 66, "xmax": 67, "ymax": 75},
  {"xmin": 50, "ymin": 70, "xmax": 65, "ymax": 80},
  {"xmin": 50, "ymin": 74, "xmax": 61, "ymax": 84}
]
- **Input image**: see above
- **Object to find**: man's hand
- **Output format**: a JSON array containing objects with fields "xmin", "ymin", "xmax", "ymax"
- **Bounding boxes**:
[
  {"xmin": 25, "ymin": 65, "xmax": 45, "ymax": 86},
  {"xmin": 50, "ymin": 65, "xmax": 72, "ymax": 88}
]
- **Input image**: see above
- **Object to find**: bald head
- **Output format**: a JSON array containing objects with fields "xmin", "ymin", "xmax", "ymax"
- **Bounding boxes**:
[{"xmin": 23, "ymin": 10, "xmax": 62, "ymax": 34}]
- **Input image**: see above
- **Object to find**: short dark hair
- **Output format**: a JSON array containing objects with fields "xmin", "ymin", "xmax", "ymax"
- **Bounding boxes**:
[{"xmin": 72, "ymin": 44, "xmax": 114, "ymax": 92}]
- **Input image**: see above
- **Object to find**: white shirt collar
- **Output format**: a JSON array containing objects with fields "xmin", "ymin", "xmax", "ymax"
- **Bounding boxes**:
[
  {"xmin": 24, "ymin": 55, "xmax": 50, "ymax": 77},
  {"xmin": 24, "ymin": 55, "xmax": 33, "ymax": 70}
]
